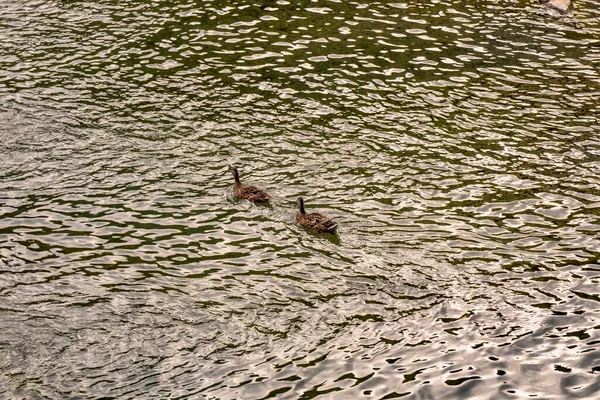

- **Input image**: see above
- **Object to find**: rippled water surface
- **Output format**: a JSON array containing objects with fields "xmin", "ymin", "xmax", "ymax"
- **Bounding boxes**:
[{"xmin": 1, "ymin": 0, "xmax": 600, "ymax": 398}]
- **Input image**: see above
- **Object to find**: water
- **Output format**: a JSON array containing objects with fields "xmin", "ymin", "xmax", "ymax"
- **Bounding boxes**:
[{"xmin": 1, "ymin": 0, "xmax": 600, "ymax": 398}]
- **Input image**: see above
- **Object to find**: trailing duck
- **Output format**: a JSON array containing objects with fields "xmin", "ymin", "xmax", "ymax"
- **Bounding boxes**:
[{"xmin": 296, "ymin": 196, "xmax": 338, "ymax": 234}]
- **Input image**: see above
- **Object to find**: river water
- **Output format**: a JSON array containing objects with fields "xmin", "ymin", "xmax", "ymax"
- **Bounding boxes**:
[{"xmin": 1, "ymin": 0, "xmax": 600, "ymax": 399}]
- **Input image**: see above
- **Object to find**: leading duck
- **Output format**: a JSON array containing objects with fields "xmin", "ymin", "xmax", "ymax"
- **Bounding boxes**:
[{"xmin": 229, "ymin": 165, "xmax": 271, "ymax": 203}]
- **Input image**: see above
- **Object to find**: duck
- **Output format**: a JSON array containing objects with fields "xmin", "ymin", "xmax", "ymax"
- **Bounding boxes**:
[
  {"xmin": 538, "ymin": 0, "xmax": 572, "ymax": 14},
  {"xmin": 229, "ymin": 165, "xmax": 271, "ymax": 203},
  {"xmin": 296, "ymin": 196, "xmax": 338, "ymax": 234}
]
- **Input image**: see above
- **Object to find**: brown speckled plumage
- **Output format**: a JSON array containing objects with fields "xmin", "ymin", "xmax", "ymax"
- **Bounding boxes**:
[
  {"xmin": 296, "ymin": 197, "xmax": 337, "ymax": 234},
  {"xmin": 229, "ymin": 166, "xmax": 271, "ymax": 203}
]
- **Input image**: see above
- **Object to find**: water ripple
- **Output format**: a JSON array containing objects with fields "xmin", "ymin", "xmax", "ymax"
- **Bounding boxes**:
[{"xmin": 1, "ymin": 0, "xmax": 600, "ymax": 398}]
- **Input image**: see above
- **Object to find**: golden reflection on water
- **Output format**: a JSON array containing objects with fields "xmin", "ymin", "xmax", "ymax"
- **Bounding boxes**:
[{"xmin": 1, "ymin": 0, "xmax": 600, "ymax": 398}]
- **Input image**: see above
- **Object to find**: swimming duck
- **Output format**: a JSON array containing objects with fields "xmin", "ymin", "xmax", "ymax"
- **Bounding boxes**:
[
  {"xmin": 229, "ymin": 166, "xmax": 271, "ymax": 203},
  {"xmin": 538, "ymin": 0, "xmax": 572, "ymax": 14},
  {"xmin": 296, "ymin": 197, "xmax": 338, "ymax": 234}
]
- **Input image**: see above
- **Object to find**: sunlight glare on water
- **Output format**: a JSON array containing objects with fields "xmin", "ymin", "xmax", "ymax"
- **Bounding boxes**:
[{"xmin": 1, "ymin": 0, "xmax": 600, "ymax": 398}]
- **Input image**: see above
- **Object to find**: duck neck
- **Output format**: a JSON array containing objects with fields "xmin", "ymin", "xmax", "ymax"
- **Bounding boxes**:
[
  {"xmin": 231, "ymin": 168, "xmax": 240, "ymax": 184},
  {"xmin": 298, "ymin": 199, "xmax": 306, "ymax": 214}
]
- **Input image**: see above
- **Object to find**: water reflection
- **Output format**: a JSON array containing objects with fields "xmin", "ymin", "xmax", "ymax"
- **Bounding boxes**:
[{"xmin": 1, "ymin": 0, "xmax": 600, "ymax": 398}]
